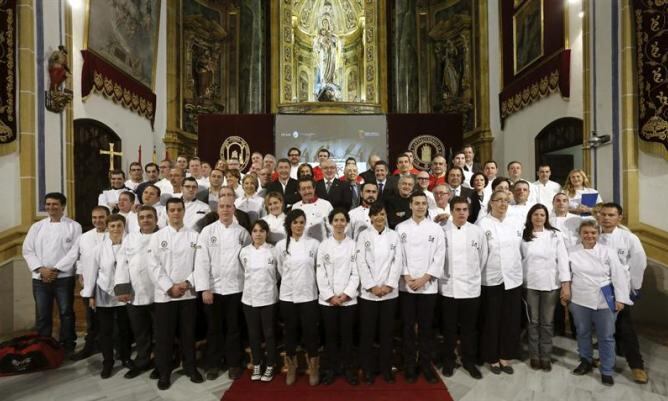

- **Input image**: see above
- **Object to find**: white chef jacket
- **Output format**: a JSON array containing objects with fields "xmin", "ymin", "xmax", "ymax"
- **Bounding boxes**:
[
  {"xmin": 148, "ymin": 224, "xmax": 199, "ymax": 303},
  {"xmin": 240, "ymin": 243, "xmax": 279, "ymax": 307},
  {"xmin": 275, "ymin": 236, "xmax": 320, "ymax": 303},
  {"xmin": 521, "ymin": 230, "xmax": 570, "ymax": 291},
  {"xmin": 194, "ymin": 221, "xmax": 251, "ymax": 295},
  {"xmin": 196, "ymin": 176, "xmax": 210, "ymax": 189},
  {"xmin": 568, "ymin": 188, "xmax": 602, "ymax": 210},
  {"xmin": 533, "ymin": 180, "xmax": 561, "ymax": 212},
  {"xmin": 82, "ymin": 239, "xmax": 124, "ymax": 308},
  {"xmin": 316, "ymin": 237, "xmax": 359, "ymax": 306},
  {"xmin": 396, "ymin": 218, "xmax": 446, "ymax": 294},
  {"xmin": 348, "ymin": 205, "xmax": 372, "ymax": 240},
  {"xmin": 98, "ymin": 188, "xmax": 127, "ymax": 210},
  {"xmin": 76, "ymin": 229, "xmax": 107, "ymax": 276},
  {"xmin": 235, "ymin": 194, "xmax": 265, "ymax": 224},
  {"xmin": 115, "ymin": 231, "xmax": 155, "ymax": 305},
  {"xmin": 148, "ymin": 203, "xmax": 168, "ymax": 228},
  {"xmin": 262, "ymin": 213, "xmax": 286, "ymax": 244},
  {"xmin": 125, "ymin": 179, "xmax": 142, "ymax": 191},
  {"xmin": 440, "ymin": 221, "xmax": 487, "ymax": 298},
  {"xmin": 155, "ymin": 178, "xmax": 173, "ymax": 196},
  {"xmin": 292, "ymin": 198, "xmax": 333, "ymax": 242},
  {"xmin": 568, "ymin": 243, "xmax": 632, "ymax": 310},
  {"xmin": 477, "ymin": 215, "xmax": 523, "ymax": 289},
  {"xmin": 428, "ymin": 205, "xmax": 451, "ymax": 227},
  {"xmin": 506, "ymin": 202, "xmax": 535, "ymax": 228},
  {"xmin": 550, "ymin": 212, "xmax": 581, "ymax": 250},
  {"xmin": 118, "ymin": 211, "xmax": 140, "ymax": 233},
  {"xmin": 183, "ymin": 199, "xmax": 211, "ymax": 230},
  {"xmin": 598, "ymin": 227, "xmax": 647, "ymax": 291},
  {"xmin": 355, "ymin": 227, "xmax": 403, "ymax": 301},
  {"xmin": 23, "ymin": 217, "xmax": 82, "ymax": 279}
]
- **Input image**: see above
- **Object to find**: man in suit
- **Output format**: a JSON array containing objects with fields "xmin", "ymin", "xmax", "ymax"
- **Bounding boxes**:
[
  {"xmin": 315, "ymin": 159, "xmax": 350, "ymax": 210},
  {"xmin": 386, "ymin": 154, "xmax": 416, "ymax": 197},
  {"xmin": 196, "ymin": 168, "xmax": 225, "ymax": 211},
  {"xmin": 447, "ymin": 166, "xmax": 479, "ymax": 223},
  {"xmin": 265, "ymin": 158, "xmax": 300, "ymax": 210},
  {"xmin": 462, "ymin": 145, "xmax": 482, "ymax": 174},
  {"xmin": 373, "ymin": 160, "xmax": 391, "ymax": 201},
  {"xmin": 342, "ymin": 164, "xmax": 361, "ymax": 209},
  {"xmin": 359, "ymin": 154, "xmax": 381, "ymax": 184}
]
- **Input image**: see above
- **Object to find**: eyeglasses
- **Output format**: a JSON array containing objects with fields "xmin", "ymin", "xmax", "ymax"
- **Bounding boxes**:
[
  {"xmin": 417, "ymin": 177, "xmax": 430, "ymax": 180},
  {"xmin": 288, "ymin": 153, "xmax": 299, "ymax": 157}
]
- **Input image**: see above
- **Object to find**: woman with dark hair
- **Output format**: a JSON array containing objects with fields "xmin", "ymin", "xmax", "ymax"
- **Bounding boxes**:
[
  {"xmin": 469, "ymin": 172, "xmax": 488, "ymax": 221},
  {"xmin": 491, "ymin": 177, "xmax": 512, "ymax": 192},
  {"xmin": 316, "ymin": 208, "xmax": 360, "ymax": 385},
  {"xmin": 275, "ymin": 209, "xmax": 321, "ymax": 386},
  {"xmin": 240, "ymin": 219, "xmax": 279, "ymax": 382},
  {"xmin": 297, "ymin": 163, "xmax": 314, "ymax": 180},
  {"xmin": 355, "ymin": 202, "xmax": 403, "ymax": 384},
  {"xmin": 520, "ymin": 204, "xmax": 570, "ymax": 371}
]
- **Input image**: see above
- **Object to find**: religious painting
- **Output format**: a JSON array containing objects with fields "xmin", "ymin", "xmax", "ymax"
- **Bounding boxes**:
[
  {"xmin": 513, "ymin": 0, "xmax": 543, "ymax": 74},
  {"xmin": 85, "ymin": 0, "xmax": 161, "ymax": 89}
]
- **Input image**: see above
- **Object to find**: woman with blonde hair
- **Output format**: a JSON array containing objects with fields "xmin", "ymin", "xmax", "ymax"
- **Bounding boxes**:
[
  {"xmin": 562, "ymin": 169, "xmax": 602, "ymax": 216},
  {"xmin": 261, "ymin": 191, "xmax": 286, "ymax": 244}
]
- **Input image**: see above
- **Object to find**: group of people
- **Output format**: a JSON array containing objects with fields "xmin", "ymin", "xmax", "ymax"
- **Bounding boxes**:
[{"xmin": 22, "ymin": 145, "xmax": 649, "ymax": 391}]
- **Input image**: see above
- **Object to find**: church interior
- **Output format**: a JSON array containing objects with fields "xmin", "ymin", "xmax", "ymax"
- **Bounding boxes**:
[{"xmin": 1, "ymin": 0, "xmax": 668, "ymax": 400}]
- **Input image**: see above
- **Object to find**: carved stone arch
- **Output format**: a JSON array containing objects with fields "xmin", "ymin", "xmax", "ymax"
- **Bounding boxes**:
[
  {"xmin": 534, "ymin": 117, "xmax": 583, "ymax": 184},
  {"xmin": 74, "ymin": 119, "xmax": 122, "ymax": 231}
]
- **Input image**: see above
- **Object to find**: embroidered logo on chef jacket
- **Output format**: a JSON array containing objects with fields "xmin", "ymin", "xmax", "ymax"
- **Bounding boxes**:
[
  {"xmin": 324, "ymin": 254, "xmax": 331, "ymax": 262},
  {"xmin": 485, "ymin": 230, "xmax": 492, "ymax": 239},
  {"xmin": 350, "ymin": 254, "xmax": 356, "ymax": 262},
  {"xmin": 268, "ymin": 257, "xmax": 275, "ymax": 264},
  {"xmin": 191, "ymin": 242, "xmax": 200, "ymax": 249},
  {"xmin": 364, "ymin": 241, "xmax": 371, "ymax": 248},
  {"xmin": 551, "ymin": 232, "xmax": 558, "ymax": 240},
  {"xmin": 516, "ymin": 230, "xmax": 522, "ymax": 237},
  {"xmin": 428, "ymin": 235, "xmax": 435, "ymax": 243},
  {"xmin": 400, "ymin": 233, "xmax": 407, "ymax": 243},
  {"xmin": 65, "ymin": 238, "xmax": 72, "ymax": 243},
  {"xmin": 160, "ymin": 241, "xmax": 168, "ymax": 248},
  {"xmin": 210, "ymin": 236, "xmax": 218, "ymax": 246},
  {"xmin": 390, "ymin": 243, "xmax": 397, "ymax": 250},
  {"xmin": 309, "ymin": 250, "xmax": 315, "ymax": 257},
  {"xmin": 242, "ymin": 257, "xmax": 248, "ymax": 265},
  {"xmin": 396, "ymin": 211, "xmax": 406, "ymax": 217},
  {"xmin": 471, "ymin": 240, "xmax": 479, "ymax": 249}
]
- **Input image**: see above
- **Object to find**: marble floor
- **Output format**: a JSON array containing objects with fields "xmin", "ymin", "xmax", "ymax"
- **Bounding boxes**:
[{"xmin": 2, "ymin": 335, "xmax": 667, "ymax": 401}]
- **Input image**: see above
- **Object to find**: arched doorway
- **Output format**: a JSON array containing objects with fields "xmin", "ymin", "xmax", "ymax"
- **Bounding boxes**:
[
  {"xmin": 74, "ymin": 119, "xmax": 122, "ymax": 231},
  {"xmin": 535, "ymin": 117, "xmax": 583, "ymax": 185}
]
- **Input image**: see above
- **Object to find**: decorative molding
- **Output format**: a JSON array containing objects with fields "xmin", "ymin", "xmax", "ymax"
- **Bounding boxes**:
[{"xmin": 0, "ymin": 0, "xmax": 17, "ymax": 155}]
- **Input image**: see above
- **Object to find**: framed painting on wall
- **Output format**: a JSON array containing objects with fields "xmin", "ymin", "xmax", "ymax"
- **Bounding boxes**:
[
  {"xmin": 513, "ymin": 0, "xmax": 543, "ymax": 74},
  {"xmin": 84, "ymin": 0, "xmax": 161, "ymax": 89}
]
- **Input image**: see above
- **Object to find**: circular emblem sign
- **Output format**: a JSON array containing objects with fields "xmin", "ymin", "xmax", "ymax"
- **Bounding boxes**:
[
  {"xmin": 407, "ymin": 135, "xmax": 446, "ymax": 170},
  {"xmin": 220, "ymin": 136, "xmax": 251, "ymax": 171}
]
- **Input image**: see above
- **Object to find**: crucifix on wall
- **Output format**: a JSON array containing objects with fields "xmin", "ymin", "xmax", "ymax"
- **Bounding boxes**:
[{"xmin": 99, "ymin": 142, "xmax": 123, "ymax": 171}]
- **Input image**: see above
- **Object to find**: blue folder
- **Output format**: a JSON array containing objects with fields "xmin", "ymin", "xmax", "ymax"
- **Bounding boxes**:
[
  {"xmin": 600, "ymin": 284, "xmax": 616, "ymax": 312},
  {"xmin": 581, "ymin": 193, "xmax": 599, "ymax": 207}
]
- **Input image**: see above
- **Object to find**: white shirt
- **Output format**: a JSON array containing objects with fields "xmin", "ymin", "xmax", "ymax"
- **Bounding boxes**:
[
  {"xmin": 98, "ymin": 188, "xmax": 126, "ymax": 210},
  {"xmin": 82, "ymin": 239, "xmax": 124, "ymax": 308},
  {"xmin": 194, "ymin": 221, "xmax": 251, "ymax": 295},
  {"xmin": 115, "ymin": 231, "xmax": 156, "ymax": 305},
  {"xmin": 262, "ymin": 213, "xmax": 286, "ymax": 244},
  {"xmin": 155, "ymin": 178, "xmax": 173, "ymax": 196},
  {"xmin": 462, "ymin": 170, "xmax": 473, "ymax": 188},
  {"xmin": 533, "ymin": 180, "xmax": 561, "ymax": 211},
  {"xmin": 145, "ymin": 203, "xmax": 168, "ymax": 228},
  {"xmin": 396, "ymin": 218, "xmax": 446, "ymax": 294},
  {"xmin": 477, "ymin": 215, "xmax": 523, "ymax": 289},
  {"xmin": 521, "ymin": 230, "xmax": 570, "ymax": 291},
  {"xmin": 125, "ymin": 179, "xmax": 142, "ymax": 191},
  {"xmin": 289, "ymin": 165, "xmax": 299, "ymax": 180},
  {"xmin": 275, "ymin": 236, "xmax": 320, "ymax": 303},
  {"xmin": 183, "ymin": 199, "xmax": 211, "ymax": 230},
  {"xmin": 118, "ymin": 211, "xmax": 140, "ymax": 233},
  {"xmin": 195, "ymin": 176, "xmax": 210, "ymax": 189},
  {"xmin": 428, "ymin": 205, "xmax": 451, "ymax": 227},
  {"xmin": 235, "ymin": 194, "xmax": 265, "ymax": 225},
  {"xmin": 440, "ymin": 221, "xmax": 487, "ymax": 298},
  {"xmin": 506, "ymin": 202, "xmax": 535, "ymax": 228},
  {"xmin": 292, "ymin": 198, "xmax": 333, "ymax": 242},
  {"xmin": 355, "ymin": 227, "xmax": 403, "ymax": 301},
  {"xmin": 22, "ymin": 217, "xmax": 82, "ymax": 279},
  {"xmin": 348, "ymin": 205, "xmax": 372, "ymax": 240},
  {"xmin": 148, "ymin": 225, "xmax": 199, "ymax": 303},
  {"xmin": 568, "ymin": 243, "xmax": 632, "ymax": 310},
  {"xmin": 598, "ymin": 227, "xmax": 647, "ymax": 291},
  {"xmin": 76, "ymin": 229, "xmax": 107, "ymax": 276},
  {"xmin": 240, "ymin": 243, "xmax": 279, "ymax": 307},
  {"xmin": 316, "ymin": 237, "xmax": 359, "ymax": 306},
  {"xmin": 550, "ymin": 212, "xmax": 581, "ymax": 250}
]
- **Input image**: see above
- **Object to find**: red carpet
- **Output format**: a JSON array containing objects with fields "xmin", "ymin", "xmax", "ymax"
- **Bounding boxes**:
[{"xmin": 221, "ymin": 371, "xmax": 454, "ymax": 401}]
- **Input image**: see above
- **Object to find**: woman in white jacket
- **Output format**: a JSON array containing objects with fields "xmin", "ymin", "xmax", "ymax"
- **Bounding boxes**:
[
  {"xmin": 82, "ymin": 214, "xmax": 131, "ymax": 379},
  {"xmin": 275, "ymin": 209, "xmax": 321, "ymax": 386},
  {"xmin": 356, "ymin": 202, "xmax": 402, "ymax": 384},
  {"xmin": 520, "ymin": 204, "xmax": 570, "ymax": 371},
  {"xmin": 316, "ymin": 208, "xmax": 360, "ymax": 385},
  {"xmin": 240, "ymin": 219, "xmax": 279, "ymax": 382}
]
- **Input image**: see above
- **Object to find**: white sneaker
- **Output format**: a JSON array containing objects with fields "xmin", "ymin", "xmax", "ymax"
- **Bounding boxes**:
[
  {"xmin": 261, "ymin": 366, "xmax": 274, "ymax": 382},
  {"xmin": 251, "ymin": 365, "xmax": 262, "ymax": 381}
]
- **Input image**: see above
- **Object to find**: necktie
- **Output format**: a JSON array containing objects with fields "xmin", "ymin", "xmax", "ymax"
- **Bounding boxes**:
[
  {"xmin": 351, "ymin": 185, "xmax": 359, "ymax": 207},
  {"xmin": 378, "ymin": 182, "xmax": 384, "ymax": 196},
  {"xmin": 326, "ymin": 181, "xmax": 332, "ymax": 193}
]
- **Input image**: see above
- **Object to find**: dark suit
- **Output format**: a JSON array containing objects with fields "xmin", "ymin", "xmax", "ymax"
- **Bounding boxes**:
[
  {"xmin": 316, "ymin": 178, "xmax": 354, "ymax": 210},
  {"xmin": 463, "ymin": 163, "xmax": 482, "ymax": 174},
  {"xmin": 450, "ymin": 186, "xmax": 480, "ymax": 224},
  {"xmin": 359, "ymin": 169, "xmax": 375, "ymax": 185},
  {"xmin": 265, "ymin": 178, "xmax": 300, "ymax": 211},
  {"xmin": 384, "ymin": 194, "xmax": 411, "ymax": 229}
]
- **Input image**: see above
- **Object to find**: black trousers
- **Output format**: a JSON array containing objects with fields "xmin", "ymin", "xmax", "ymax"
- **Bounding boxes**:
[
  {"xmin": 441, "ymin": 296, "xmax": 480, "ymax": 366},
  {"xmin": 96, "ymin": 305, "xmax": 131, "ymax": 367},
  {"xmin": 204, "ymin": 292, "xmax": 243, "ymax": 369},
  {"xmin": 127, "ymin": 304, "xmax": 154, "ymax": 369},
  {"xmin": 480, "ymin": 285, "xmax": 521, "ymax": 363},
  {"xmin": 243, "ymin": 303, "xmax": 277, "ymax": 366},
  {"xmin": 359, "ymin": 298, "xmax": 397, "ymax": 374},
  {"xmin": 154, "ymin": 300, "xmax": 197, "ymax": 377},
  {"xmin": 615, "ymin": 305, "xmax": 644, "ymax": 369},
  {"xmin": 400, "ymin": 292, "xmax": 437, "ymax": 370},
  {"xmin": 81, "ymin": 297, "xmax": 98, "ymax": 348},
  {"xmin": 280, "ymin": 300, "xmax": 319, "ymax": 357},
  {"xmin": 321, "ymin": 304, "xmax": 357, "ymax": 371}
]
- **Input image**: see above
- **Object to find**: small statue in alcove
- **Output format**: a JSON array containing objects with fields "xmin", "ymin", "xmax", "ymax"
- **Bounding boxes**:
[{"xmin": 45, "ymin": 45, "xmax": 73, "ymax": 113}]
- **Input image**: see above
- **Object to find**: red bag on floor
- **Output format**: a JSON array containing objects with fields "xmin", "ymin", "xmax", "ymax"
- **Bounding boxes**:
[{"xmin": 0, "ymin": 334, "xmax": 64, "ymax": 376}]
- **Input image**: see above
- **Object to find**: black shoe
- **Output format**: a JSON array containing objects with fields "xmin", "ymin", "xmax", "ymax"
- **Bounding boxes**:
[
  {"xmin": 463, "ymin": 363, "xmax": 482, "ymax": 380},
  {"xmin": 100, "ymin": 364, "xmax": 113, "ymax": 379},
  {"xmin": 441, "ymin": 363, "xmax": 454, "ymax": 377},
  {"xmin": 187, "ymin": 369, "xmax": 204, "ymax": 384},
  {"xmin": 572, "ymin": 360, "xmax": 593, "ymax": 376},
  {"xmin": 530, "ymin": 359, "xmax": 541, "ymax": 370},
  {"xmin": 500, "ymin": 364, "xmax": 514, "ymax": 375},
  {"xmin": 206, "ymin": 368, "xmax": 219, "ymax": 381},
  {"xmin": 382, "ymin": 371, "xmax": 395, "ymax": 384},
  {"xmin": 122, "ymin": 359, "xmax": 135, "ymax": 370},
  {"xmin": 363, "ymin": 371, "xmax": 375, "ymax": 384},
  {"xmin": 601, "ymin": 375, "xmax": 614, "ymax": 386},
  {"xmin": 157, "ymin": 376, "xmax": 171, "ymax": 390},
  {"xmin": 541, "ymin": 360, "xmax": 552, "ymax": 372},
  {"xmin": 70, "ymin": 347, "xmax": 95, "ymax": 361},
  {"xmin": 489, "ymin": 364, "xmax": 501, "ymax": 375},
  {"xmin": 321, "ymin": 370, "xmax": 335, "ymax": 385},
  {"xmin": 124, "ymin": 368, "xmax": 143, "ymax": 379},
  {"xmin": 149, "ymin": 368, "xmax": 160, "ymax": 380},
  {"xmin": 344, "ymin": 369, "xmax": 358, "ymax": 386},
  {"xmin": 229, "ymin": 367, "xmax": 242, "ymax": 380},
  {"xmin": 422, "ymin": 366, "xmax": 438, "ymax": 384},
  {"xmin": 405, "ymin": 367, "xmax": 418, "ymax": 383}
]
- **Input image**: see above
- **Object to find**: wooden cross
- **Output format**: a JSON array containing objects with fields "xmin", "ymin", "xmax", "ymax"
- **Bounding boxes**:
[{"xmin": 99, "ymin": 142, "xmax": 123, "ymax": 171}]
